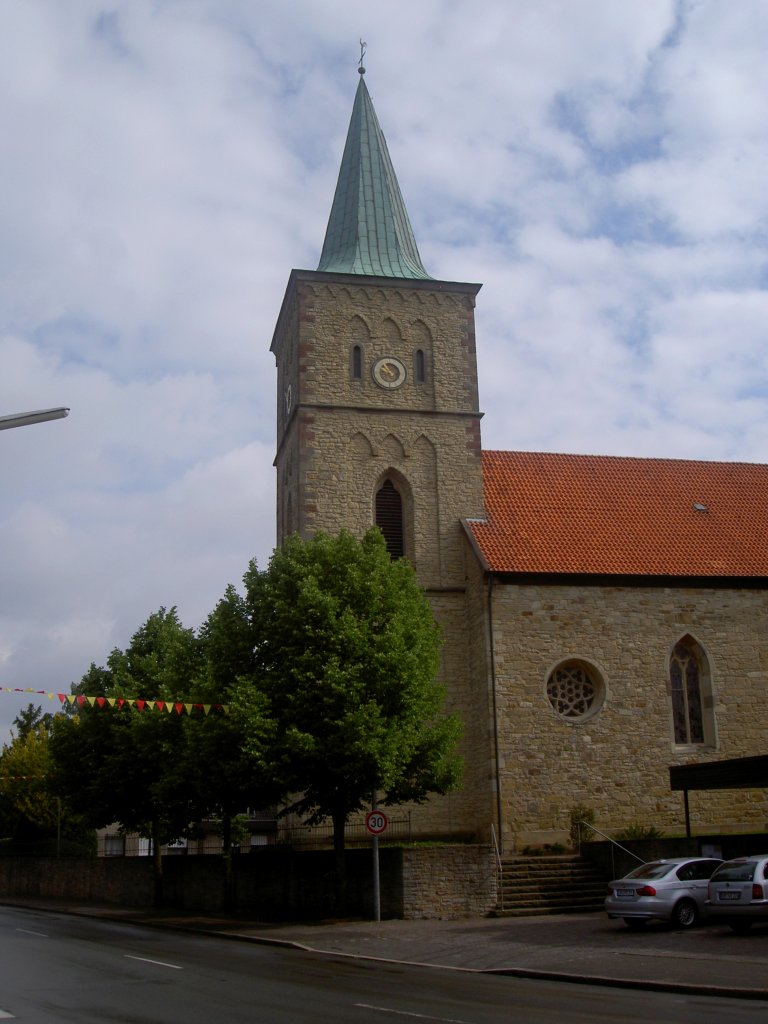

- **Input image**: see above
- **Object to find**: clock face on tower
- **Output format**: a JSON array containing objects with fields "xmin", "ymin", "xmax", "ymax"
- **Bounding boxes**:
[{"xmin": 372, "ymin": 356, "xmax": 406, "ymax": 390}]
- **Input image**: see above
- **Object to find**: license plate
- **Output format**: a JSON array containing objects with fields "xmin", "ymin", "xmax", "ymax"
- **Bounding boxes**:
[
  {"xmin": 718, "ymin": 891, "xmax": 742, "ymax": 901},
  {"xmin": 616, "ymin": 889, "xmax": 635, "ymax": 898}
]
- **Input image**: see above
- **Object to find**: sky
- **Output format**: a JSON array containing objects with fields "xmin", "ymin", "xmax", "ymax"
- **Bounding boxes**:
[{"xmin": 1, "ymin": 0, "xmax": 767, "ymax": 740}]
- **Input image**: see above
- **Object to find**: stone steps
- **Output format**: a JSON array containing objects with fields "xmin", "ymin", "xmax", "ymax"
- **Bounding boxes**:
[{"xmin": 493, "ymin": 854, "xmax": 608, "ymax": 917}]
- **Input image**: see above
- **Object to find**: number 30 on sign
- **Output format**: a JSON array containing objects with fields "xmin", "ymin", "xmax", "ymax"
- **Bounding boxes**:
[{"xmin": 365, "ymin": 810, "xmax": 388, "ymax": 835}]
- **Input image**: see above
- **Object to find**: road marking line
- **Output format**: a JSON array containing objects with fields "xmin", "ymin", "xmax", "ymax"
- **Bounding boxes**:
[
  {"xmin": 124, "ymin": 955, "xmax": 183, "ymax": 970},
  {"xmin": 15, "ymin": 928, "xmax": 48, "ymax": 937},
  {"xmin": 354, "ymin": 1006, "xmax": 471, "ymax": 1023},
  {"xmin": 0, "ymin": 1010, "xmax": 16, "ymax": 1019}
]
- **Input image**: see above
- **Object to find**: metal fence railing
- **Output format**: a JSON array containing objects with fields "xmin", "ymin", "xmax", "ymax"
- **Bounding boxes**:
[
  {"xmin": 94, "ymin": 813, "xmax": 414, "ymax": 857},
  {"xmin": 277, "ymin": 813, "xmax": 412, "ymax": 849}
]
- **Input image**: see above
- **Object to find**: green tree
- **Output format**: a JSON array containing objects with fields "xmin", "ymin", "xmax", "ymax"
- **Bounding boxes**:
[
  {"xmin": 50, "ymin": 608, "xmax": 206, "ymax": 905},
  {"xmin": 239, "ymin": 529, "xmax": 462, "ymax": 907},
  {"xmin": 11, "ymin": 702, "xmax": 55, "ymax": 740},
  {"xmin": 191, "ymin": 584, "xmax": 278, "ymax": 907},
  {"xmin": 0, "ymin": 706, "xmax": 91, "ymax": 853},
  {"xmin": 0, "ymin": 723, "xmax": 57, "ymax": 841}
]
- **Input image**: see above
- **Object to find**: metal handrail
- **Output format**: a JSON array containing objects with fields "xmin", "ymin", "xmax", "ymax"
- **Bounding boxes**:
[
  {"xmin": 577, "ymin": 820, "xmax": 645, "ymax": 878},
  {"xmin": 490, "ymin": 823, "xmax": 504, "ymax": 912}
]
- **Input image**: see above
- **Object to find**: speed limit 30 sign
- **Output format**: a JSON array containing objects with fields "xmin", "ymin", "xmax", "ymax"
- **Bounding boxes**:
[{"xmin": 365, "ymin": 810, "xmax": 388, "ymax": 835}]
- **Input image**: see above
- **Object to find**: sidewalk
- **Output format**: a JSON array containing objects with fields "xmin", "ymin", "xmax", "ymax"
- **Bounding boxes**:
[{"xmin": 4, "ymin": 900, "xmax": 768, "ymax": 1001}]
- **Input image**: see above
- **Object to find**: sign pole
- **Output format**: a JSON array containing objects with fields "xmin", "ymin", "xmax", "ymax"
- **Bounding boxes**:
[
  {"xmin": 372, "ymin": 829, "xmax": 380, "ymax": 922},
  {"xmin": 366, "ymin": 799, "xmax": 388, "ymax": 922},
  {"xmin": 372, "ymin": 793, "xmax": 381, "ymax": 922}
]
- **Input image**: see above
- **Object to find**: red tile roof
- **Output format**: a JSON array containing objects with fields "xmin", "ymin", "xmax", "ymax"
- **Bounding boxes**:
[{"xmin": 466, "ymin": 450, "xmax": 768, "ymax": 577}]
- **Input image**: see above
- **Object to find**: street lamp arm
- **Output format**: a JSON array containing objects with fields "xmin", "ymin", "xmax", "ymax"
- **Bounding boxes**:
[{"xmin": 0, "ymin": 407, "xmax": 70, "ymax": 431}]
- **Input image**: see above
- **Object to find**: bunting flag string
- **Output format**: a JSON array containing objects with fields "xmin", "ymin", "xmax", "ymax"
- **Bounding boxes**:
[{"xmin": 0, "ymin": 687, "xmax": 227, "ymax": 715}]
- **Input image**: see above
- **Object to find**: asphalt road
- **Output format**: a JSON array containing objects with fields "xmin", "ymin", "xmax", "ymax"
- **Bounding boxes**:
[{"xmin": 2, "ymin": 906, "xmax": 768, "ymax": 1023}]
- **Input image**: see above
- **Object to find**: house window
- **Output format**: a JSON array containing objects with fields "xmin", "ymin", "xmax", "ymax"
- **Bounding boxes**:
[
  {"xmin": 104, "ymin": 834, "xmax": 125, "ymax": 857},
  {"xmin": 414, "ymin": 348, "xmax": 426, "ymax": 383},
  {"xmin": 670, "ymin": 639, "xmax": 705, "ymax": 744},
  {"xmin": 375, "ymin": 479, "xmax": 404, "ymax": 558},
  {"xmin": 351, "ymin": 344, "xmax": 362, "ymax": 380},
  {"xmin": 546, "ymin": 661, "xmax": 604, "ymax": 721}
]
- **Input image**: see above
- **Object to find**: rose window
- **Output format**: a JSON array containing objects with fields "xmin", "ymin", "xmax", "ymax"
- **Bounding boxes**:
[{"xmin": 546, "ymin": 664, "xmax": 600, "ymax": 719}]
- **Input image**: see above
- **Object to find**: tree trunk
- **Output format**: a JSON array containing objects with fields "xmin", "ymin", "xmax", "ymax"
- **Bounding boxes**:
[
  {"xmin": 151, "ymin": 819, "xmax": 164, "ymax": 909},
  {"xmin": 331, "ymin": 808, "xmax": 347, "ymax": 915}
]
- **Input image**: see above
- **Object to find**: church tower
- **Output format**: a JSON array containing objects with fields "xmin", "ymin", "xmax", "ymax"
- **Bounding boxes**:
[
  {"xmin": 271, "ymin": 67, "xmax": 485, "ymax": 590},
  {"xmin": 270, "ymin": 68, "xmax": 493, "ymax": 837}
]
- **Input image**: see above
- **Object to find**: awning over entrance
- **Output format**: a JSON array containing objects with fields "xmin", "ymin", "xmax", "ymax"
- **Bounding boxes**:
[
  {"xmin": 670, "ymin": 755, "xmax": 768, "ymax": 791},
  {"xmin": 669, "ymin": 755, "xmax": 768, "ymax": 837}
]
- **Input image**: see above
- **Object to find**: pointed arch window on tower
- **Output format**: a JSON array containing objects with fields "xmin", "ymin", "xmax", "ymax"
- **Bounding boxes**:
[
  {"xmin": 351, "ymin": 344, "xmax": 363, "ymax": 380},
  {"xmin": 670, "ymin": 638, "xmax": 713, "ymax": 746},
  {"xmin": 375, "ymin": 479, "xmax": 404, "ymax": 559},
  {"xmin": 414, "ymin": 348, "xmax": 426, "ymax": 383}
]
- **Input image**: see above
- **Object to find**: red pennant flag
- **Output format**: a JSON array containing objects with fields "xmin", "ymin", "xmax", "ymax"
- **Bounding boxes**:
[
  {"xmin": 135, "ymin": 700, "xmax": 146, "ymax": 711},
  {"xmin": 174, "ymin": 702, "xmax": 184, "ymax": 715},
  {"xmin": 96, "ymin": 697, "xmax": 106, "ymax": 708},
  {"xmin": 156, "ymin": 700, "xmax": 165, "ymax": 712},
  {"xmin": 76, "ymin": 695, "xmax": 86, "ymax": 707}
]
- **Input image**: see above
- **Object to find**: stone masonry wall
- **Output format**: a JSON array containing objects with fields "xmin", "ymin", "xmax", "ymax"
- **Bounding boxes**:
[
  {"xmin": 488, "ymin": 581, "xmax": 768, "ymax": 848},
  {"xmin": 399, "ymin": 845, "xmax": 497, "ymax": 919},
  {"xmin": 272, "ymin": 274, "xmax": 485, "ymax": 580},
  {"xmin": 0, "ymin": 846, "xmax": 496, "ymax": 920},
  {"xmin": 269, "ymin": 271, "xmax": 491, "ymax": 843}
]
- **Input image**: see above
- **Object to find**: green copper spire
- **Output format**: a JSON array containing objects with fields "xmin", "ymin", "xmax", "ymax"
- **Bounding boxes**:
[{"xmin": 317, "ymin": 69, "xmax": 431, "ymax": 279}]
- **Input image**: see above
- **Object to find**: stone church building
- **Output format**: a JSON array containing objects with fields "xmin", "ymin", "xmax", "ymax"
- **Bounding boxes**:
[{"xmin": 269, "ymin": 69, "xmax": 768, "ymax": 852}]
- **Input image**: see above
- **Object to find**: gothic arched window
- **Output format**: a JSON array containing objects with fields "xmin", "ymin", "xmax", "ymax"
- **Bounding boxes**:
[
  {"xmin": 285, "ymin": 493, "xmax": 294, "ymax": 538},
  {"xmin": 670, "ymin": 638, "xmax": 713, "ymax": 746},
  {"xmin": 375, "ymin": 479, "xmax": 404, "ymax": 559},
  {"xmin": 414, "ymin": 348, "xmax": 426, "ymax": 383},
  {"xmin": 351, "ymin": 344, "xmax": 362, "ymax": 380}
]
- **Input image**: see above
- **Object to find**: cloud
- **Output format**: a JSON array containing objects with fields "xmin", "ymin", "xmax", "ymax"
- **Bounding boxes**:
[{"xmin": 0, "ymin": 0, "xmax": 766, "ymax": 737}]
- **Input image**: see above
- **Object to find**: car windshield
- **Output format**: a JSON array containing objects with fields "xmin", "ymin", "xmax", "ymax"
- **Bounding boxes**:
[
  {"xmin": 623, "ymin": 862, "xmax": 675, "ymax": 880},
  {"xmin": 713, "ymin": 862, "xmax": 756, "ymax": 882}
]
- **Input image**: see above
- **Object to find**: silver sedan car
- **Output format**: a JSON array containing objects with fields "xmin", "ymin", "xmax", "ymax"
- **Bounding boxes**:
[
  {"xmin": 707, "ymin": 855, "xmax": 768, "ymax": 932},
  {"xmin": 605, "ymin": 857, "xmax": 723, "ymax": 929}
]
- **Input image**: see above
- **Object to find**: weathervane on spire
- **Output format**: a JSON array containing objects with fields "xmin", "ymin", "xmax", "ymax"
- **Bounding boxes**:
[{"xmin": 358, "ymin": 39, "xmax": 366, "ymax": 75}]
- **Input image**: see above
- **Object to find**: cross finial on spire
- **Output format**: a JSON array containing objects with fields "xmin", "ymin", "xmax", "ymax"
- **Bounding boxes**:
[{"xmin": 358, "ymin": 39, "xmax": 366, "ymax": 75}]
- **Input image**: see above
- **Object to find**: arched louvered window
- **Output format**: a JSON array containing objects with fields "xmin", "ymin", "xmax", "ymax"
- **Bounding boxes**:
[
  {"xmin": 351, "ymin": 344, "xmax": 362, "ymax": 380},
  {"xmin": 375, "ymin": 479, "xmax": 404, "ymax": 559},
  {"xmin": 415, "ymin": 348, "xmax": 426, "ymax": 383},
  {"xmin": 670, "ymin": 638, "xmax": 711, "ymax": 745}
]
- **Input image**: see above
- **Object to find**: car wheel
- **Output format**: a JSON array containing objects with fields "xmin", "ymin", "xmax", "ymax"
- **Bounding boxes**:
[
  {"xmin": 671, "ymin": 899, "xmax": 698, "ymax": 929},
  {"xmin": 729, "ymin": 920, "xmax": 753, "ymax": 933},
  {"xmin": 623, "ymin": 918, "xmax": 646, "ymax": 930}
]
